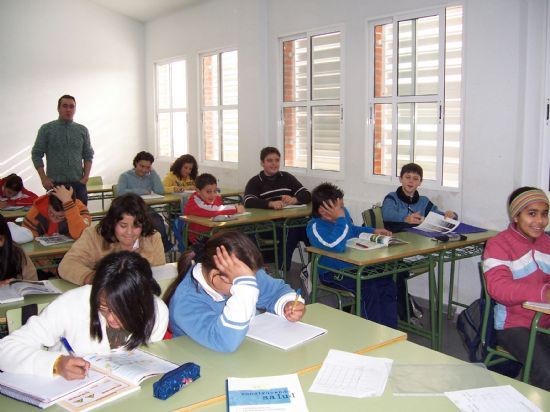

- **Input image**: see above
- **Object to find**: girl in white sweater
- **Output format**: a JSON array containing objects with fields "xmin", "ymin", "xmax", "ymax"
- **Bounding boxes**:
[{"xmin": 0, "ymin": 251, "xmax": 168, "ymax": 380}]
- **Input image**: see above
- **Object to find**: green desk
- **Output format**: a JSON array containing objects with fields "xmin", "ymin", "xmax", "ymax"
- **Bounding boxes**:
[
  {"xmin": 0, "ymin": 303, "xmax": 406, "ymax": 411},
  {"xmin": 0, "ymin": 279, "xmax": 76, "ymax": 318},
  {"xmin": 19, "ymin": 240, "xmax": 74, "ymax": 271},
  {"xmin": 0, "ymin": 207, "xmax": 29, "ymax": 221},
  {"xmin": 86, "ymin": 184, "xmax": 114, "ymax": 209},
  {"xmin": 182, "ymin": 205, "xmax": 311, "ymax": 277},
  {"xmin": 307, "ymin": 231, "xmax": 496, "ymax": 350},
  {"xmin": 293, "ymin": 340, "xmax": 550, "ymax": 412}
]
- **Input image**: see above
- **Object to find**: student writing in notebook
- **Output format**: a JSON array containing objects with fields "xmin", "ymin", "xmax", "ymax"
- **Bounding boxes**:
[
  {"xmin": 0, "ymin": 251, "xmax": 168, "ymax": 380},
  {"xmin": 306, "ymin": 182, "xmax": 397, "ymax": 328},
  {"xmin": 58, "ymin": 193, "xmax": 165, "ymax": 285},
  {"xmin": 0, "ymin": 215, "xmax": 37, "ymax": 285},
  {"xmin": 381, "ymin": 162, "xmax": 457, "ymax": 232},
  {"xmin": 165, "ymin": 231, "xmax": 305, "ymax": 352},
  {"xmin": 183, "ymin": 173, "xmax": 244, "ymax": 244},
  {"xmin": 163, "ymin": 153, "xmax": 198, "ymax": 193},
  {"xmin": 483, "ymin": 187, "xmax": 550, "ymax": 390}
]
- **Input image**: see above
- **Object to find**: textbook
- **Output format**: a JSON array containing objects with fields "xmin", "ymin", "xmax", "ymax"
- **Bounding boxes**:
[
  {"xmin": 35, "ymin": 234, "xmax": 73, "ymax": 246},
  {"xmin": 407, "ymin": 212, "xmax": 487, "ymax": 237},
  {"xmin": 0, "ymin": 280, "xmax": 62, "ymax": 304},
  {"xmin": 246, "ymin": 312, "xmax": 327, "ymax": 350},
  {"xmin": 346, "ymin": 232, "xmax": 408, "ymax": 251},
  {"xmin": 140, "ymin": 193, "xmax": 165, "ymax": 200},
  {"xmin": 0, "ymin": 349, "xmax": 178, "ymax": 411},
  {"xmin": 226, "ymin": 373, "xmax": 308, "ymax": 411}
]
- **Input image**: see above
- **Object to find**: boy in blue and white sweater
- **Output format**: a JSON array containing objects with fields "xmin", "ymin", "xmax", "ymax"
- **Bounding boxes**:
[
  {"xmin": 166, "ymin": 231, "xmax": 305, "ymax": 352},
  {"xmin": 306, "ymin": 182, "xmax": 397, "ymax": 328}
]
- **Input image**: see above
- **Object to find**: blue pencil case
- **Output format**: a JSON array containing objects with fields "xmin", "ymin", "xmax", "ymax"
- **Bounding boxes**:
[{"xmin": 153, "ymin": 362, "xmax": 200, "ymax": 400}]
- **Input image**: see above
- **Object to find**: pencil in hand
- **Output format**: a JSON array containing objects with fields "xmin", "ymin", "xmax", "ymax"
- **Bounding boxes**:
[{"xmin": 292, "ymin": 288, "xmax": 302, "ymax": 313}]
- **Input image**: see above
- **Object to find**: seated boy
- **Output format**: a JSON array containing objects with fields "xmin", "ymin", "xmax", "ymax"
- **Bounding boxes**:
[
  {"xmin": 184, "ymin": 173, "xmax": 244, "ymax": 244},
  {"xmin": 0, "ymin": 173, "xmax": 38, "ymax": 209},
  {"xmin": 23, "ymin": 185, "xmax": 90, "ymax": 239},
  {"xmin": 381, "ymin": 162, "xmax": 457, "ymax": 232},
  {"xmin": 117, "ymin": 151, "xmax": 172, "ymax": 252},
  {"xmin": 381, "ymin": 162, "xmax": 457, "ymax": 321},
  {"xmin": 306, "ymin": 182, "xmax": 397, "ymax": 328},
  {"xmin": 244, "ymin": 147, "xmax": 311, "ymax": 270}
]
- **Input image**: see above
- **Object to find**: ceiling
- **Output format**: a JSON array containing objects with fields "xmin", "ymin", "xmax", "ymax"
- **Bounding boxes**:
[{"xmin": 89, "ymin": 0, "xmax": 204, "ymax": 22}]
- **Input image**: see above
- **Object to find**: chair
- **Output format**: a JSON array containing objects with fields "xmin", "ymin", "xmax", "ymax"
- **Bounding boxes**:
[
  {"xmin": 478, "ymin": 262, "xmax": 526, "ymax": 380},
  {"xmin": 362, "ymin": 206, "xmax": 426, "ymax": 322},
  {"xmin": 112, "ymin": 184, "xmax": 119, "ymax": 197},
  {"xmin": 86, "ymin": 176, "xmax": 103, "ymax": 186},
  {"xmin": 6, "ymin": 303, "xmax": 48, "ymax": 334}
]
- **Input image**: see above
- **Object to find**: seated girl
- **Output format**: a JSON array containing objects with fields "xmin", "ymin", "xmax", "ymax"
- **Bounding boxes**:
[
  {"xmin": 0, "ymin": 173, "xmax": 38, "ymax": 209},
  {"xmin": 483, "ymin": 186, "xmax": 550, "ymax": 390},
  {"xmin": 58, "ymin": 193, "xmax": 165, "ymax": 285},
  {"xmin": 165, "ymin": 231, "xmax": 305, "ymax": 352},
  {"xmin": 163, "ymin": 154, "xmax": 198, "ymax": 193},
  {"xmin": 0, "ymin": 251, "xmax": 168, "ymax": 379},
  {"xmin": 0, "ymin": 215, "xmax": 38, "ymax": 285}
]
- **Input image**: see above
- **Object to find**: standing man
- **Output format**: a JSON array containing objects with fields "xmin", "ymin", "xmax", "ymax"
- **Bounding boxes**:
[{"xmin": 31, "ymin": 95, "xmax": 94, "ymax": 205}]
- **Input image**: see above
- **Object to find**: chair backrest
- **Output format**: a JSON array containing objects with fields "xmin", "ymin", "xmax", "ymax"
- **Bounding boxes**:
[
  {"xmin": 362, "ymin": 206, "xmax": 384, "ymax": 229},
  {"xmin": 87, "ymin": 176, "xmax": 103, "ymax": 186},
  {"xmin": 478, "ymin": 261, "xmax": 493, "ymax": 347},
  {"xmin": 6, "ymin": 303, "xmax": 48, "ymax": 334}
]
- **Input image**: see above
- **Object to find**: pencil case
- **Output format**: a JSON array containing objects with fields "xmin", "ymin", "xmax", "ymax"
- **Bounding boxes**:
[{"xmin": 153, "ymin": 362, "xmax": 200, "ymax": 400}]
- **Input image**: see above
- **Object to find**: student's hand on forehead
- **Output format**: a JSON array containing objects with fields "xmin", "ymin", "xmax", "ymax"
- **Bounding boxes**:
[
  {"xmin": 212, "ymin": 245, "xmax": 255, "ymax": 282},
  {"xmin": 51, "ymin": 185, "xmax": 74, "ymax": 203},
  {"xmin": 320, "ymin": 199, "xmax": 344, "ymax": 221}
]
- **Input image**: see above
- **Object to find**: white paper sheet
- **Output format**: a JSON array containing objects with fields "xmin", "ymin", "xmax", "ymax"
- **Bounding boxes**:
[
  {"xmin": 309, "ymin": 349, "xmax": 392, "ymax": 398},
  {"xmin": 445, "ymin": 385, "xmax": 542, "ymax": 412}
]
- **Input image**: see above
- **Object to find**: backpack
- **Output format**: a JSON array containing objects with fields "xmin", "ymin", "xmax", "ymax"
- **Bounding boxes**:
[
  {"xmin": 457, "ymin": 297, "xmax": 522, "ymax": 377},
  {"xmin": 456, "ymin": 298, "xmax": 486, "ymax": 362}
]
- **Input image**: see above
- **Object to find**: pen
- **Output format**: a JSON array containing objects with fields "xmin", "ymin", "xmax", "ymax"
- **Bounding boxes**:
[
  {"xmin": 407, "ymin": 206, "xmax": 414, "ymax": 214},
  {"xmin": 60, "ymin": 336, "xmax": 89, "ymax": 377},
  {"xmin": 356, "ymin": 242, "xmax": 369, "ymax": 249},
  {"xmin": 292, "ymin": 288, "xmax": 302, "ymax": 312},
  {"xmin": 60, "ymin": 336, "xmax": 76, "ymax": 356}
]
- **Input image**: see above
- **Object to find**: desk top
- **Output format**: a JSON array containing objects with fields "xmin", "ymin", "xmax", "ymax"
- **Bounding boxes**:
[
  {"xmin": 20, "ymin": 239, "xmax": 74, "ymax": 258},
  {"xmin": 291, "ymin": 340, "xmax": 550, "ymax": 412},
  {"xmin": 307, "ymin": 231, "xmax": 497, "ymax": 266},
  {"xmin": 86, "ymin": 184, "xmax": 114, "ymax": 194},
  {"xmin": 181, "ymin": 205, "xmax": 312, "ymax": 228},
  {"xmin": 0, "ymin": 303, "xmax": 405, "ymax": 411},
  {"xmin": 0, "ymin": 207, "xmax": 29, "ymax": 220},
  {"xmin": 0, "ymin": 279, "xmax": 76, "ymax": 318}
]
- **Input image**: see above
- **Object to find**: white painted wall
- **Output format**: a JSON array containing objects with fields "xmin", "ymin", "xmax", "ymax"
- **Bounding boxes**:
[
  {"xmin": 145, "ymin": 0, "xmax": 548, "ymax": 307},
  {"xmin": 0, "ymin": 0, "xmax": 145, "ymax": 204}
]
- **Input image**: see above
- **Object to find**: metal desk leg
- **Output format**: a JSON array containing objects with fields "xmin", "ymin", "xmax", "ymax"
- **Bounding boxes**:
[
  {"xmin": 310, "ymin": 253, "xmax": 321, "ymax": 303},
  {"xmin": 523, "ymin": 311, "xmax": 543, "ymax": 383},
  {"xmin": 355, "ymin": 267, "xmax": 364, "ymax": 317},
  {"xmin": 447, "ymin": 250, "xmax": 457, "ymax": 320},
  {"xmin": 428, "ymin": 255, "xmax": 438, "ymax": 350},
  {"xmin": 272, "ymin": 222, "xmax": 279, "ymax": 278},
  {"xmin": 437, "ymin": 251, "xmax": 446, "ymax": 351}
]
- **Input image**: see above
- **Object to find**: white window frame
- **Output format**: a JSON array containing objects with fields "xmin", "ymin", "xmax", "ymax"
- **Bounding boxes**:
[
  {"xmin": 366, "ymin": 5, "xmax": 464, "ymax": 191},
  {"xmin": 198, "ymin": 47, "xmax": 239, "ymax": 168},
  {"xmin": 278, "ymin": 25, "xmax": 345, "ymax": 179},
  {"xmin": 154, "ymin": 56, "xmax": 188, "ymax": 160}
]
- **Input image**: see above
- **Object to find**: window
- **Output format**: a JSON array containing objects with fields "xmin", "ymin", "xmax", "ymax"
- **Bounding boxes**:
[
  {"xmin": 368, "ymin": 6, "xmax": 463, "ymax": 187},
  {"xmin": 200, "ymin": 50, "xmax": 238, "ymax": 163},
  {"xmin": 281, "ymin": 30, "xmax": 342, "ymax": 172},
  {"xmin": 155, "ymin": 59, "xmax": 188, "ymax": 158}
]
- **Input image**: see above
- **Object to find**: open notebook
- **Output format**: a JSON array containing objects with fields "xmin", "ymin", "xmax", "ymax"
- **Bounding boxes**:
[
  {"xmin": 0, "ymin": 280, "xmax": 62, "ymax": 304},
  {"xmin": 0, "ymin": 349, "xmax": 177, "ymax": 411},
  {"xmin": 246, "ymin": 312, "xmax": 327, "ymax": 350}
]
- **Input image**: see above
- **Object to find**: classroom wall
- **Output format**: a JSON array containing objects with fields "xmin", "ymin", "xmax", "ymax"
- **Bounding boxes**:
[
  {"xmin": 145, "ymin": 0, "xmax": 548, "ymax": 307},
  {"xmin": 0, "ymin": 0, "xmax": 146, "ymax": 200}
]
